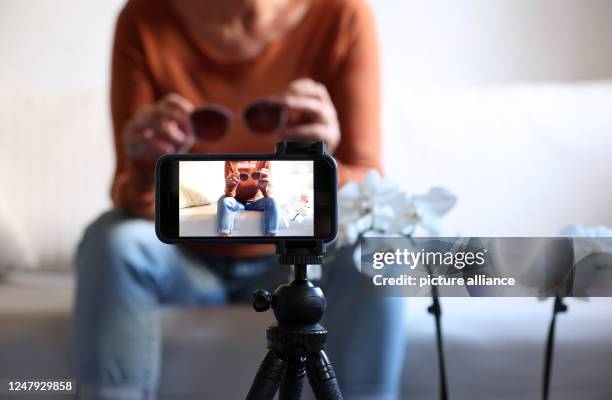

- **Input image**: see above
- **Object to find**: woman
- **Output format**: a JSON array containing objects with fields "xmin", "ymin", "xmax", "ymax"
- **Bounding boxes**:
[
  {"xmin": 217, "ymin": 161, "xmax": 278, "ymax": 236},
  {"xmin": 74, "ymin": 0, "xmax": 405, "ymax": 399}
]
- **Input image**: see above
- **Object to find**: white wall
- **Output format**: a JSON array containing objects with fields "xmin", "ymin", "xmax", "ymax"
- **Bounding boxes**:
[
  {"xmin": 2, "ymin": 0, "xmax": 612, "ymax": 91},
  {"xmin": 0, "ymin": 0, "xmax": 124, "ymax": 90},
  {"xmin": 372, "ymin": 0, "xmax": 612, "ymax": 87}
]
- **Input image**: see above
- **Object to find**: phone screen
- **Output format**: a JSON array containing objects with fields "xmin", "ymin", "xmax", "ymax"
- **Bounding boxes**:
[{"xmin": 179, "ymin": 160, "xmax": 314, "ymax": 237}]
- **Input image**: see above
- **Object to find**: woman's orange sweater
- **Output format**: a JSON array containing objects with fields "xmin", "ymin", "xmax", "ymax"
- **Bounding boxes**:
[
  {"xmin": 111, "ymin": 0, "xmax": 381, "ymax": 258},
  {"xmin": 224, "ymin": 161, "xmax": 271, "ymax": 202}
]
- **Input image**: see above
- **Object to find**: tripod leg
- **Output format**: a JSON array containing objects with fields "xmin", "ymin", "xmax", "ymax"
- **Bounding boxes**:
[
  {"xmin": 246, "ymin": 350, "xmax": 287, "ymax": 400},
  {"xmin": 305, "ymin": 350, "xmax": 343, "ymax": 400},
  {"xmin": 428, "ymin": 293, "xmax": 448, "ymax": 400},
  {"xmin": 542, "ymin": 296, "xmax": 568, "ymax": 400},
  {"xmin": 279, "ymin": 356, "xmax": 306, "ymax": 400}
]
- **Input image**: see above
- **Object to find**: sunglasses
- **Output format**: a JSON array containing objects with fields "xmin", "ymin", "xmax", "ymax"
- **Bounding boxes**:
[
  {"xmin": 190, "ymin": 98, "xmax": 286, "ymax": 141},
  {"xmin": 239, "ymin": 172, "xmax": 261, "ymax": 181}
]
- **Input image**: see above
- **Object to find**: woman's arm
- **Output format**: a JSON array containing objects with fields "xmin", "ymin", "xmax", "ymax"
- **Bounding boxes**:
[
  {"xmin": 224, "ymin": 161, "xmax": 239, "ymax": 197},
  {"xmin": 110, "ymin": 4, "xmax": 157, "ymax": 219},
  {"xmin": 111, "ymin": 4, "xmax": 194, "ymax": 219},
  {"xmin": 257, "ymin": 161, "xmax": 272, "ymax": 197}
]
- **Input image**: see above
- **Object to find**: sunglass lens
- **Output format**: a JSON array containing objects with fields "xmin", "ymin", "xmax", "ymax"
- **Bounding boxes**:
[
  {"xmin": 244, "ymin": 101, "xmax": 284, "ymax": 134},
  {"xmin": 239, "ymin": 173, "xmax": 249, "ymax": 181},
  {"xmin": 191, "ymin": 109, "xmax": 228, "ymax": 141},
  {"xmin": 252, "ymin": 172, "xmax": 261, "ymax": 180}
]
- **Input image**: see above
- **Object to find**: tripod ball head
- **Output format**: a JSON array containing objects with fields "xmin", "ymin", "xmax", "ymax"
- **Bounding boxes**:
[
  {"xmin": 272, "ymin": 279, "xmax": 326, "ymax": 325},
  {"xmin": 253, "ymin": 273, "xmax": 327, "ymax": 326}
]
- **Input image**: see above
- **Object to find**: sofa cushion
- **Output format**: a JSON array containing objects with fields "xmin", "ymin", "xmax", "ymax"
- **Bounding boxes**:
[
  {"xmin": 0, "ymin": 201, "xmax": 37, "ymax": 281},
  {"xmin": 0, "ymin": 89, "xmax": 114, "ymax": 272},
  {"xmin": 0, "ymin": 271, "xmax": 273, "ymax": 399}
]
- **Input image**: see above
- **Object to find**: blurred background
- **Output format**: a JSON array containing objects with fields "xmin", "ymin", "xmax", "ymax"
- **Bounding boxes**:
[{"xmin": 1, "ymin": 1, "xmax": 611, "ymax": 399}]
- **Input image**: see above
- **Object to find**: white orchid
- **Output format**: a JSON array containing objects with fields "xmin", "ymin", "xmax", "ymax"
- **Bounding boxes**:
[
  {"xmin": 279, "ymin": 191, "xmax": 314, "ymax": 228},
  {"xmin": 337, "ymin": 169, "xmax": 457, "ymax": 247}
]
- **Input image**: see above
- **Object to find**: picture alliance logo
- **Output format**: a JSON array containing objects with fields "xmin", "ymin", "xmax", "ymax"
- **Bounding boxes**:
[{"xmin": 371, "ymin": 248, "xmax": 488, "ymax": 270}]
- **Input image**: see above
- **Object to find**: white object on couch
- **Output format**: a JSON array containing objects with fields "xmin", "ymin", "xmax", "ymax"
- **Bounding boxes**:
[{"xmin": 179, "ymin": 184, "xmax": 213, "ymax": 209}]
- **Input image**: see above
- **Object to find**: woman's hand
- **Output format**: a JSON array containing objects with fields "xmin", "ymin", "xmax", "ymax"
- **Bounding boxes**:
[
  {"xmin": 282, "ymin": 78, "xmax": 340, "ymax": 154},
  {"xmin": 225, "ymin": 171, "xmax": 240, "ymax": 190},
  {"xmin": 257, "ymin": 168, "xmax": 270, "ymax": 194},
  {"xmin": 123, "ymin": 93, "xmax": 195, "ymax": 160}
]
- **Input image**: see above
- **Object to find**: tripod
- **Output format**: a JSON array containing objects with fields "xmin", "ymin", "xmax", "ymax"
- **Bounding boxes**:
[
  {"xmin": 246, "ymin": 249, "xmax": 343, "ymax": 400},
  {"xmin": 541, "ymin": 238, "xmax": 575, "ymax": 400},
  {"xmin": 427, "ymin": 280, "xmax": 448, "ymax": 400}
]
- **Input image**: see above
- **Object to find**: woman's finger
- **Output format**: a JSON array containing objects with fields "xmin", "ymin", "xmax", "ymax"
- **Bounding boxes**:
[
  {"xmin": 159, "ymin": 94, "xmax": 195, "ymax": 132},
  {"xmin": 161, "ymin": 93, "xmax": 195, "ymax": 113},
  {"xmin": 157, "ymin": 103, "xmax": 190, "ymax": 127},
  {"xmin": 155, "ymin": 120, "xmax": 187, "ymax": 146},
  {"xmin": 226, "ymin": 175, "xmax": 239, "ymax": 186},
  {"xmin": 286, "ymin": 78, "xmax": 326, "ymax": 99},
  {"xmin": 158, "ymin": 104, "xmax": 193, "ymax": 133},
  {"xmin": 284, "ymin": 96, "xmax": 326, "ymax": 119},
  {"xmin": 127, "ymin": 121, "xmax": 188, "ymax": 158}
]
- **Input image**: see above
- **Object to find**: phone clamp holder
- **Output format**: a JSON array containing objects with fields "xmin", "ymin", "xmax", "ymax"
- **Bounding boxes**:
[
  {"xmin": 275, "ymin": 141, "xmax": 327, "ymax": 158},
  {"xmin": 245, "ymin": 242, "xmax": 343, "ymax": 400}
]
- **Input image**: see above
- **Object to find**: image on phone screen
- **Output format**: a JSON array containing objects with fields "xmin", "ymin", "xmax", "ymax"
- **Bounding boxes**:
[{"xmin": 179, "ymin": 160, "xmax": 314, "ymax": 237}]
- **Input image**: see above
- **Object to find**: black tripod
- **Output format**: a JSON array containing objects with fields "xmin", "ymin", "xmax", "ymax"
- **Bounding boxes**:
[
  {"xmin": 427, "ymin": 280, "xmax": 448, "ymax": 400},
  {"xmin": 541, "ymin": 237, "xmax": 575, "ymax": 400},
  {"xmin": 246, "ymin": 244, "xmax": 343, "ymax": 400}
]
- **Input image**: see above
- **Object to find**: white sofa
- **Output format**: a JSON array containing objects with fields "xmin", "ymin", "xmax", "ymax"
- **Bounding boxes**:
[{"xmin": 1, "ymin": 82, "xmax": 612, "ymax": 399}]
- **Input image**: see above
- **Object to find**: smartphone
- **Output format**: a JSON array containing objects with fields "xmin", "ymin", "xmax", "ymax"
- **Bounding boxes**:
[{"xmin": 156, "ymin": 152, "xmax": 337, "ymax": 244}]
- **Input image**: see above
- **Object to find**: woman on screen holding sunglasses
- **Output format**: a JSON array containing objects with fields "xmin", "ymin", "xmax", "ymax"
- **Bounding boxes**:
[
  {"xmin": 217, "ymin": 160, "xmax": 278, "ymax": 236},
  {"xmin": 75, "ymin": 0, "xmax": 405, "ymax": 399}
]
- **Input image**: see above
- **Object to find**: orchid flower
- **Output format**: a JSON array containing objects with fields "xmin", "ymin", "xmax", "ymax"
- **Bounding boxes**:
[
  {"xmin": 337, "ymin": 169, "xmax": 457, "ymax": 247},
  {"xmin": 335, "ymin": 169, "xmax": 456, "ymax": 273},
  {"xmin": 280, "ymin": 191, "xmax": 314, "ymax": 228}
]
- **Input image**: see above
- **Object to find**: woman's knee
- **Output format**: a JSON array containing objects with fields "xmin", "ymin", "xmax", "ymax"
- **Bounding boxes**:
[
  {"xmin": 217, "ymin": 195, "xmax": 237, "ymax": 210},
  {"xmin": 262, "ymin": 196, "xmax": 278, "ymax": 210}
]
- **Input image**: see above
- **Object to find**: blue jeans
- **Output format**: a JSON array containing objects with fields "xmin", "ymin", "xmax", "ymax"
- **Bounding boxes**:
[
  {"xmin": 74, "ymin": 209, "xmax": 405, "ymax": 399},
  {"xmin": 217, "ymin": 195, "xmax": 279, "ymax": 235}
]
